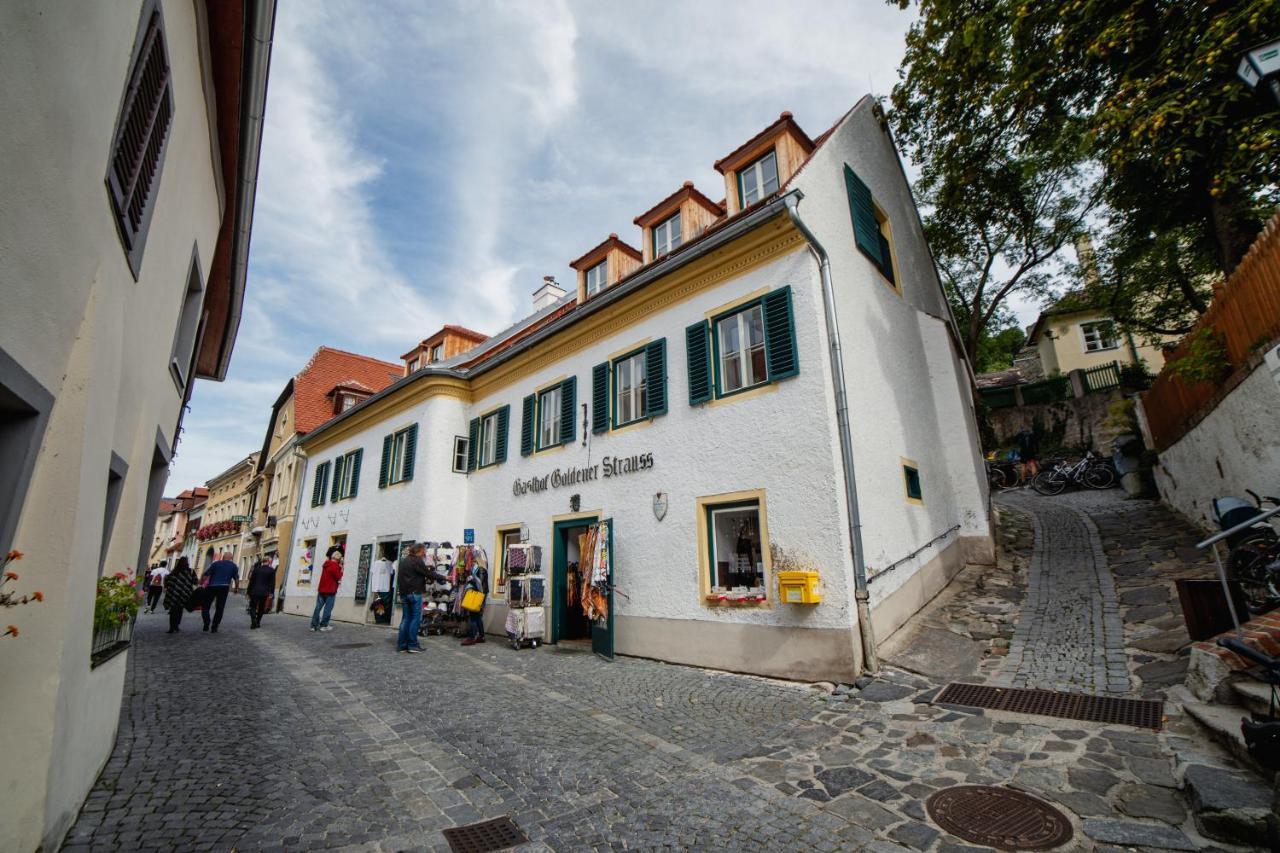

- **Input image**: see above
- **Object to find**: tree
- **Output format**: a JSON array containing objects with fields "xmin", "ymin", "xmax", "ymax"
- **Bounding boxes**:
[
  {"xmin": 890, "ymin": 0, "xmax": 1278, "ymax": 340},
  {"xmin": 973, "ymin": 323, "xmax": 1026, "ymax": 374}
]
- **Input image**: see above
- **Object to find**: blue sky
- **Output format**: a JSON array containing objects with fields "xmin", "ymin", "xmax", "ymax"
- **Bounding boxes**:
[{"xmin": 171, "ymin": 0, "xmax": 1038, "ymax": 490}]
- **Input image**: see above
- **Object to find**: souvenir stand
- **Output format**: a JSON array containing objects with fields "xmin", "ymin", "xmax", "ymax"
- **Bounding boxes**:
[
  {"xmin": 420, "ymin": 542, "xmax": 463, "ymax": 637},
  {"xmin": 504, "ymin": 543, "xmax": 544, "ymax": 649},
  {"xmin": 447, "ymin": 543, "xmax": 488, "ymax": 638}
]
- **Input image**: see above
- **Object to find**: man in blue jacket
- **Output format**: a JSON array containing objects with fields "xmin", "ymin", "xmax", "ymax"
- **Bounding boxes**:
[{"xmin": 201, "ymin": 553, "xmax": 240, "ymax": 633}]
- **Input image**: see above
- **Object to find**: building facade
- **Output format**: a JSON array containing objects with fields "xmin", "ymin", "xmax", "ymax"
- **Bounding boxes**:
[
  {"xmin": 283, "ymin": 101, "xmax": 992, "ymax": 684},
  {"xmin": 1029, "ymin": 304, "xmax": 1176, "ymax": 376},
  {"xmin": 0, "ymin": 1, "xmax": 274, "ymax": 848},
  {"xmin": 198, "ymin": 453, "xmax": 258, "ymax": 574}
]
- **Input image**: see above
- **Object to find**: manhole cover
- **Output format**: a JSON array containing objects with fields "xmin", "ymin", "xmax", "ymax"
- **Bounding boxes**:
[
  {"xmin": 926, "ymin": 785, "xmax": 1073, "ymax": 851},
  {"xmin": 442, "ymin": 816, "xmax": 527, "ymax": 853},
  {"xmin": 935, "ymin": 682, "xmax": 1163, "ymax": 729},
  {"xmin": 331, "ymin": 642, "xmax": 372, "ymax": 650}
]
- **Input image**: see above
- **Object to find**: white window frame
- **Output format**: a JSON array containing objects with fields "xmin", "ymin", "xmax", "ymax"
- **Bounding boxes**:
[
  {"xmin": 653, "ymin": 212, "xmax": 682, "ymax": 257},
  {"xmin": 1080, "ymin": 321, "xmax": 1119, "ymax": 353},
  {"xmin": 452, "ymin": 436, "xmax": 469, "ymax": 474},
  {"xmin": 738, "ymin": 150, "xmax": 779, "ymax": 207},
  {"xmin": 431, "ymin": 343, "xmax": 443, "ymax": 362},
  {"xmin": 479, "ymin": 412, "xmax": 499, "ymax": 467},
  {"xmin": 339, "ymin": 394, "xmax": 356, "ymax": 412},
  {"xmin": 388, "ymin": 427, "xmax": 412, "ymax": 484},
  {"xmin": 537, "ymin": 386, "xmax": 561, "ymax": 450},
  {"xmin": 613, "ymin": 350, "xmax": 647, "ymax": 427},
  {"xmin": 585, "ymin": 260, "xmax": 608, "ymax": 296},
  {"xmin": 715, "ymin": 303, "xmax": 768, "ymax": 396},
  {"xmin": 334, "ymin": 450, "xmax": 359, "ymax": 500},
  {"xmin": 407, "ymin": 357, "xmax": 419, "ymax": 372}
]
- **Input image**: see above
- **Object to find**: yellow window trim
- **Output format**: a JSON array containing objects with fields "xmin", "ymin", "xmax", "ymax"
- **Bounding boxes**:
[
  {"xmin": 696, "ymin": 488, "xmax": 773, "ymax": 609},
  {"xmin": 608, "ymin": 416, "xmax": 655, "ymax": 437},
  {"xmin": 873, "ymin": 203, "xmax": 903, "ymax": 296},
  {"xmin": 533, "ymin": 441, "xmax": 567, "ymax": 458},
  {"xmin": 901, "ymin": 457, "xmax": 923, "ymax": 505},
  {"xmin": 533, "ymin": 374, "xmax": 569, "ymax": 395},
  {"xmin": 706, "ymin": 381, "xmax": 778, "ymax": 409},
  {"xmin": 704, "ymin": 285, "xmax": 771, "ymax": 320},
  {"xmin": 493, "ymin": 523, "xmax": 522, "ymax": 599},
  {"xmin": 607, "ymin": 337, "xmax": 652, "ymax": 362}
]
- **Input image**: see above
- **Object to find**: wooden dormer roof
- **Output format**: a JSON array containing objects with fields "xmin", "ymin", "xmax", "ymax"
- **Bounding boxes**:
[
  {"xmin": 633, "ymin": 182, "xmax": 725, "ymax": 228},
  {"xmin": 714, "ymin": 111, "xmax": 815, "ymax": 175},
  {"xmin": 569, "ymin": 233, "xmax": 643, "ymax": 271}
]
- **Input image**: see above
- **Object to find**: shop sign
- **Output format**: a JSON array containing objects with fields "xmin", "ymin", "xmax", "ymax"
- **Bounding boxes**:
[
  {"xmin": 354, "ymin": 543, "xmax": 373, "ymax": 604},
  {"xmin": 512, "ymin": 453, "xmax": 655, "ymax": 497},
  {"xmin": 463, "ymin": 528, "xmax": 475, "ymax": 544}
]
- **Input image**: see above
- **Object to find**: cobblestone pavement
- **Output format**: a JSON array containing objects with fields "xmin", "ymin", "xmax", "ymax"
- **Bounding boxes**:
[
  {"xmin": 63, "ymin": 492, "xmax": 1270, "ymax": 852},
  {"xmin": 994, "ymin": 491, "xmax": 1129, "ymax": 694}
]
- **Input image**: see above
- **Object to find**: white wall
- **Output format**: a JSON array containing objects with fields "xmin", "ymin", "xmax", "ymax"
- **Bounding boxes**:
[
  {"xmin": 1151, "ymin": 358, "xmax": 1280, "ymax": 529},
  {"xmin": 0, "ymin": 1, "xmax": 223, "ymax": 848}
]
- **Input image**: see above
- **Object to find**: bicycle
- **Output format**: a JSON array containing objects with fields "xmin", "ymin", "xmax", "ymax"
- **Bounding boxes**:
[
  {"xmin": 1218, "ymin": 490, "xmax": 1280, "ymax": 613},
  {"xmin": 1032, "ymin": 451, "xmax": 1116, "ymax": 495}
]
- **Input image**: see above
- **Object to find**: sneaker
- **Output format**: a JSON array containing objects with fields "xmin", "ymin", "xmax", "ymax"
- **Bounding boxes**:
[
  {"xmin": 319, "ymin": 626, "xmax": 333, "ymax": 632},
  {"xmin": 310, "ymin": 626, "xmax": 318, "ymax": 631},
  {"xmin": 475, "ymin": 637, "xmax": 485, "ymax": 644},
  {"xmin": 406, "ymin": 648, "xmax": 421, "ymax": 654}
]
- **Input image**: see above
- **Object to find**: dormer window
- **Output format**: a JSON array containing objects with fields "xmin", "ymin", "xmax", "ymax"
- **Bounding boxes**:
[
  {"xmin": 431, "ymin": 343, "xmax": 443, "ymax": 362},
  {"xmin": 653, "ymin": 212, "xmax": 682, "ymax": 257},
  {"xmin": 585, "ymin": 260, "xmax": 608, "ymax": 296},
  {"xmin": 738, "ymin": 150, "xmax": 779, "ymax": 208},
  {"xmin": 407, "ymin": 357, "xmax": 419, "ymax": 372},
  {"xmin": 339, "ymin": 395, "xmax": 357, "ymax": 412}
]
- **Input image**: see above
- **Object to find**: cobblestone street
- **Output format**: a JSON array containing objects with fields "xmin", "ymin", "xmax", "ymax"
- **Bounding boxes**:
[{"xmin": 62, "ymin": 491, "xmax": 1274, "ymax": 852}]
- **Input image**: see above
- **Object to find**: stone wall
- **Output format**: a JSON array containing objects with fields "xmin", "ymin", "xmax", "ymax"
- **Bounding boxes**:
[{"xmin": 985, "ymin": 389, "xmax": 1129, "ymax": 454}]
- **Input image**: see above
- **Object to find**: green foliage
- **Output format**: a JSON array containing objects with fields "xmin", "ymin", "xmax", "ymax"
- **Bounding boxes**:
[
  {"xmin": 94, "ymin": 573, "xmax": 140, "ymax": 632},
  {"xmin": 973, "ymin": 324, "xmax": 1026, "ymax": 373},
  {"xmin": 1103, "ymin": 398, "xmax": 1137, "ymax": 432},
  {"xmin": 889, "ymin": 0, "xmax": 1278, "ymax": 342},
  {"xmin": 1118, "ymin": 361, "xmax": 1154, "ymax": 391},
  {"xmin": 1168, "ymin": 328, "xmax": 1230, "ymax": 384}
]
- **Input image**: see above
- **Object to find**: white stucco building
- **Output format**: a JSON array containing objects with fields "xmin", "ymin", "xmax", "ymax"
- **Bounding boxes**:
[
  {"xmin": 0, "ymin": 1, "xmax": 274, "ymax": 849},
  {"xmin": 284, "ymin": 100, "xmax": 993, "ymax": 683}
]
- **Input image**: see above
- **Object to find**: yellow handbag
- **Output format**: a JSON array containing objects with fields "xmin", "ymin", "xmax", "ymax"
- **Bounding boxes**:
[{"xmin": 461, "ymin": 589, "xmax": 486, "ymax": 613}]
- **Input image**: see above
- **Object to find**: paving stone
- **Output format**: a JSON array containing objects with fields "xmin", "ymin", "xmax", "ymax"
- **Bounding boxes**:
[
  {"xmin": 857, "ymin": 682, "xmax": 915, "ymax": 703},
  {"xmin": 1067, "ymin": 767, "xmax": 1119, "ymax": 797},
  {"xmin": 888, "ymin": 821, "xmax": 938, "ymax": 851},
  {"xmin": 1183, "ymin": 764, "xmax": 1275, "ymax": 848},
  {"xmin": 1115, "ymin": 783, "xmax": 1187, "ymax": 824},
  {"xmin": 824, "ymin": 794, "xmax": 900, "ymax": 830},
  {"xmin": 1082, "ymin": 818, "xmax": 1196, "ymax": 850},
  {"xmin": 816, "ymin": 767, "xmax": 874, "ymax": 798}
]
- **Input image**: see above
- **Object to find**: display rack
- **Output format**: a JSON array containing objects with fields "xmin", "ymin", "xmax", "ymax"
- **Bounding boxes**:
[{"xmin": 505, "ymin": 543, "xmax": 544, "ymax": 649}]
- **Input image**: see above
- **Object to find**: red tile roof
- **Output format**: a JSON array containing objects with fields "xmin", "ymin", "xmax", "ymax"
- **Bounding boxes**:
[{"xmin": 294, "ymin": 347, "xmax": 402, "ymax": 435}]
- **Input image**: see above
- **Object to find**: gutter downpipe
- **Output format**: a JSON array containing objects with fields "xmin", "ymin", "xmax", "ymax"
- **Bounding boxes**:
[{"xmin": 784, "ymin": 192, "xmax": 879, "ymax": 674}]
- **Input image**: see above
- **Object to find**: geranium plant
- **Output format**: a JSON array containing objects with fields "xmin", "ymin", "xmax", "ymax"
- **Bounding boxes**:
[
  {"xmin": 1, "ymin": 550, "xmax": 43, "ymax": 638},
  {"xmin": 94, "ymin": 572, "xmax": 141, "ymax": 632}
]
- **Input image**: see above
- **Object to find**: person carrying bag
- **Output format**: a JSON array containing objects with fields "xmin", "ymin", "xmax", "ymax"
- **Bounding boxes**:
[{"xmin": 460, "ymin": 559, "xmax": 488, "ymax": 647}]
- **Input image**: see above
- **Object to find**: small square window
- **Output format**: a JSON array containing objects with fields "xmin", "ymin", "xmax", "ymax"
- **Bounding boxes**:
[
  {"xmin": 715, "ymin": 303, "xmax": 768, "ymax": 396},
  {"xmin": 452, "ymin": 436, "xmax": 469, "ymax": 474},
  {"xmin": 431, "ymin": 343, "xmax": 443, "ymax": 362},
  {"xmin": 408, "ymin": 358, "xmax": 419, "ymax": 372},
  {"xmin": 1081, "ymin": 321, "xmax": 1118, "ymax": 352},
  {"xmin": 653, "ymin": 212, "xmax": 682, "ymax": 257},
  {"xmin": 738, "ymin": 150, "xmax": 779, "ymax": 208},
  {"xmin": 585, "ymin": 260, "xmax": 608, "ymax": 296},
  {"xmin": 706, "ymin": 500, "xmax": 765, "ymax": 594},
  {"xmin": 903, "ymin": 464, "xmax": 923, "ymax": 503},
  {"xmin": 537, "ymin": 386, "xmax": 562, "ymax": 449}
]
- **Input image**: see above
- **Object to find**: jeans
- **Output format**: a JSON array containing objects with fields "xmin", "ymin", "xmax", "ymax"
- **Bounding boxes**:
[
  {"xmin": 468, "ymin": 611, "xmax": 485, "ymax": 640},
  {"xmin": 201, "ymin": 586, "xmax": 231, "ymax": 629},
  {"xmin": 249, "ymin": 594, "xmax": 270, "ymax": 628},
  {"xmin": 398, "ymin": 593, "xmax": 422, "ymax": 650},
  {"xmin": 310, "ymin": 593, "xmax": 336, "ymax": 629},
  {"xmin": 146, "ymin": 586, "xmax": 162, "ymax": 610}
]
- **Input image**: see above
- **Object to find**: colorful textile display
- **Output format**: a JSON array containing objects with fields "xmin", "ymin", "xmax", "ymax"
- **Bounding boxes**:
[{"xmin": 578, "ymin": 521, "xmax": 610, "ymax": 622}]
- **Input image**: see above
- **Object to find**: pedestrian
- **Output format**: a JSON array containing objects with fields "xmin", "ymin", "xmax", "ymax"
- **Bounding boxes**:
[
  {"xmin": 310, "ymin": 546, "xmax": 343, "ymax": 632},
  {"xmin": 460, "ymin": 555, "xmax": 489, "ymax": 647},
  {"xmin": 163, "ymin": 557, "xmax": 197, "ymax": 633},
  {"xmin": 395, "ymin": 543, "xmax": 435, "ymax": 653},
  {"xmin": 1015, "ymin": 427, "xmax": 1040, "ymax": 484},
  {"xmin": 200, "ymin": 551, "xmax": 240, "ymax": 633},
  {"xmin": 145, "ymin": 563, "xmax": 168, "ymax": 613},
  {"xmin": 246, "ymin": 558, "xmax": 276, "ymax": 629}
]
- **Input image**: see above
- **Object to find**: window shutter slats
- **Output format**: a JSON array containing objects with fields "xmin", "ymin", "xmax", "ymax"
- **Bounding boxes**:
[
  {"xmin": 311, "ymin": 463, "xmax": 326, "ymax": 507},
  {"xmin": 402, "ymin": 424, "xmax": 418, "ymax": 481},
  {"xmin": 320, "ymin": 463, "xmax": 330, "ymax": 505},
  {"xmin": 348, "ymin": 449, "xmax": 363, "ymax": 497},
  {"xmin": 467, "ymin": 418, "xmax": 480, "ymax": 472},
  {"xmin": 521, "ymin": 395, "xmax": 535, "ymax": 456},
  {"xmin": 592, "ymin": 363, "xmax": 609, "ymax": 433},
  {"xmin": 645, "ymin": 339, "xmax": 668, "ymax": 417},
  {"xmin": 559, "ymin": 377, "xmax": 577, "ymax": 445},
  {"xmin": 686, "ymin": 320, "xmax": 712, "ymax": 405},
  {"xmin": 378, "ymin": 435, "xmax": 392, "ymax": 488},
  {"xmin": 495, "ymin": 406, "xmax": 510, "ymax": 464},
  {"xmin": 330, "ymin": 458, "xmax": 343, "ymax": 503},
  {"xmin": 844, "ymin": 164, "xmax": 883, "ymax": 269},
  {"xmin": 762, "ymin": 286, "xmax": 800, "ymax": 381}
]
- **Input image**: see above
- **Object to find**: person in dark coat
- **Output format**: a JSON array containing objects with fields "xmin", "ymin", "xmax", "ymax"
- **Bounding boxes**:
[
  {"xmin": 395, "ymin": 544, "xmax": 435, "ymax": 653},
  {"xmin": 246, "ymin": 559, "xmax": 277, "ymax": 629},
  {"xmin": 163, "ymin": 557, "xmax": 198, "ymax": 633},
  {"xmin": 460, "ymin": 560, "xmax": 489, "ymax": 647}
]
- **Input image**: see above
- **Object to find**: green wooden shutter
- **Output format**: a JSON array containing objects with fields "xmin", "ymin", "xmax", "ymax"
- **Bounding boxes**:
[
  {"xmin": 495, "ymin": 405, "xmax": 510, "ymax": 464},
  {"xmin": 686, "ymin": 320, "xmax": 712, "ymax": 405},
  {"xmin": 378, "ymin": 435, "xmax": 392, "ymax": 488},
  {"xmin": 592, "ymin": 363, "xmax": 609, "ymax": 434},
  {"xmin": 402, "ymin": 424, "xmax": 418, "ymax": 481},
  {"xmin": 311, "ymin": 463, "xmax": 327, "ymax": 507},
  {"xmin": 844, "ymin": 164, "xmax": 883, "ymax": 268},
  {"xmin": 521, "ymin": 395, "xmax": 535, "ymax": 456},
  {"xmin": 762, "ymin": 286, "xmax": 799, "ymax": 381},
  {"xmin": 466, "ymin": 418, "xmax": 479, "ymax": 471},
  {"xmin": 645, "ymin": 339, "xmax": 667, "ymax": 417},
  {"xmin": 331, "ymin": 457, "xmax": 343, "ymax": 502},
  {"xmin": 559, "ymin": 377, "xmax": 576, "ymax": 445},
  {"xmin": 348, "ymin": 449, "xmax": 363, "ymax": 497}
]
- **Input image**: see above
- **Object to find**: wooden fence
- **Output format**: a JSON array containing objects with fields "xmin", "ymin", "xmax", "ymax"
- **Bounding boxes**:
[
  {"xmin": 1083, "ymin": 361, "xmax": 1121, "ymax": 394},
  {"xmin": 1141, "ymin": 211, "xmax": 1280, "ymax": 452}
]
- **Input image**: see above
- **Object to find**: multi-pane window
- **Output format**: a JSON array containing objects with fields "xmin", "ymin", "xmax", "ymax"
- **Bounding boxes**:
[
  {"xmin": 716, "ymin": 304, "xmax": 768, "ymax": 395},
  {"xmin": 738, "ymin": 150, "xmax": 779, "ymax": 208},
  {"xmin": 585, "ymin": 260, "xmax": 608, "ymax": 296},
  {"xmin": 496, "ymin": 527, "xmax": 522, "ymax": 594},
  {"xmin": 388, "ymin": 427, "xmax": 414, "ymax": 484},
  {"xmin": 707, "ymin": 501, "xmax": 765, "ymax": 592},
  {"xmin": 614, "ymin": 351, "xmax": 647, "ymax": 426},
  {"xmin": 653, "ymin": 212, "xmax": 682, "ymax": 257},
  {"xmin": 479, "ymin": 411, "xmax": 499, "ymax": 467},
  {"xmin": 431, "ymin": 343, "xmax": 443, "ymax": 362},
  {"xmin": 1081, "ymin": 321, "xmax": 1118, "ymax": 352},
  {"xmin": 333, "ymin": 450, "xmax": 360, "ymax": 500},
  {"xmin": 408, "ymin": 358, "xmax": 419, "ymax": 372},
  {"xmin": 452, "ymin": 436, "xmax": 469, "ymax": 473},
  {"xmin": 538, "ymin": 386, "xmax": 562, "ymax": 449}
]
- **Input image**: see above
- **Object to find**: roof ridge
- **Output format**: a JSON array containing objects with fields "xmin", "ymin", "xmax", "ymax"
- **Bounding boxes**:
[{"xmin": 314, "ymin": 345, "xmax": 401, "ymax": 370}]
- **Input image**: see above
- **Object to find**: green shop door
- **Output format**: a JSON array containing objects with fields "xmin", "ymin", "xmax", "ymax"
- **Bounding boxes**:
[{"xmin": 591, "ymin": 518, "xmax": 615, "ymax": 661}]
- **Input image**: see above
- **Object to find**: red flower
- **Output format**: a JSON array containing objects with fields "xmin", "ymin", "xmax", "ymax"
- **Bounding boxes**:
[
  {"xmin": 4, "ymin": 571, "xmax": 17, "ymax": 581},
  {"xmin": 6, "ymin": 550, "xmax": 22, "ymax": 561},
  {"xmin": 31, "ymin": 591, "xmax": 43, "ymax": 602},
  {"xmin": 113, "ymin": 572, "xmax": 127, "ymax": 580},
  {"xmin": 4, "ymin": 625, "xmax": 18, "ymax": 637}
]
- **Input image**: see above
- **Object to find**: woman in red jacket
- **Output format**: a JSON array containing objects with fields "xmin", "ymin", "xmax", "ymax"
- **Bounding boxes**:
[{"xmin": 310, "ymin": 547, "xmax": 344, "ymax": 632}]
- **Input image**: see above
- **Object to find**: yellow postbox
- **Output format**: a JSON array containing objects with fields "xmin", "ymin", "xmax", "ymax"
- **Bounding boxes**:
[{"xmin": 777, "ymin": 570, "xmax": 821, "ymax": 604}]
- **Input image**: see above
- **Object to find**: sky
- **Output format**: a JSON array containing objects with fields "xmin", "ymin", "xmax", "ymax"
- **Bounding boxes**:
[{"xmin": 171, "ymin": 0, "xmax": 1041, "ymax": 490}]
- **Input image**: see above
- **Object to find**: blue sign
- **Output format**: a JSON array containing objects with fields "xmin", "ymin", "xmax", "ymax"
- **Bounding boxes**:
[{"xmin": 463, "ymin": 528, "xmax": 475, "ymax": 544}]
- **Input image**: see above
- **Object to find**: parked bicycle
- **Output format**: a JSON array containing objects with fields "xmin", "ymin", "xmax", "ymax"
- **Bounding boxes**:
[
  {"xmin": 1214, "ymin": 490, "xmax": 1280, "ymax": 613},
  {"xmin": 1032, "ymin": 451, "xmax": 1117, "ymax": 495}
]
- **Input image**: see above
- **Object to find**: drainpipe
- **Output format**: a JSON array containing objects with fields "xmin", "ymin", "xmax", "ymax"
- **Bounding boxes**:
[{"xmin": 784, "ymin": 193, "xmax": 879, "ymax": 674}]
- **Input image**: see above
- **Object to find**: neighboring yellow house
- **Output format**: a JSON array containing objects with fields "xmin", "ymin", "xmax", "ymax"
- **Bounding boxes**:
[
  {"xmin": 199, "ymin": 454, "xmax": 259, "ymax": 574},
  {"xmin": 1029, "ymin": 303, "xmax": 1176, "ymax": 376}
]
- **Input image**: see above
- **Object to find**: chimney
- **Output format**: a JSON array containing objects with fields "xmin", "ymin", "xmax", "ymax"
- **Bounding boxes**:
[{"xmin": 532, "ymin": 275, "xmax": 567, "ymax": 312}]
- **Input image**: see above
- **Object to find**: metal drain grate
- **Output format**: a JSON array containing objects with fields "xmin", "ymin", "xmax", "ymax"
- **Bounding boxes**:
[
  {"xmin": 927, "ymin": 785, "xmax": 1073, "ymax": 850},
  {"xmin": 935, "ymin": 682, "xmax": 1163, "ymax": 729},
  {"xmin": 442, "ymin": 816, "xmax": 527, "ymax": 853}
]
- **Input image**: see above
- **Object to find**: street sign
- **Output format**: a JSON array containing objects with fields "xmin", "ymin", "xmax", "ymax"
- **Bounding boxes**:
[
  {"xmin": 232, "ymin": 515, "xmax": 252, "ymax": 522},
  {"xmin": 463, "ymin": 528, "xmax": 475, "ymax": 544}
]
